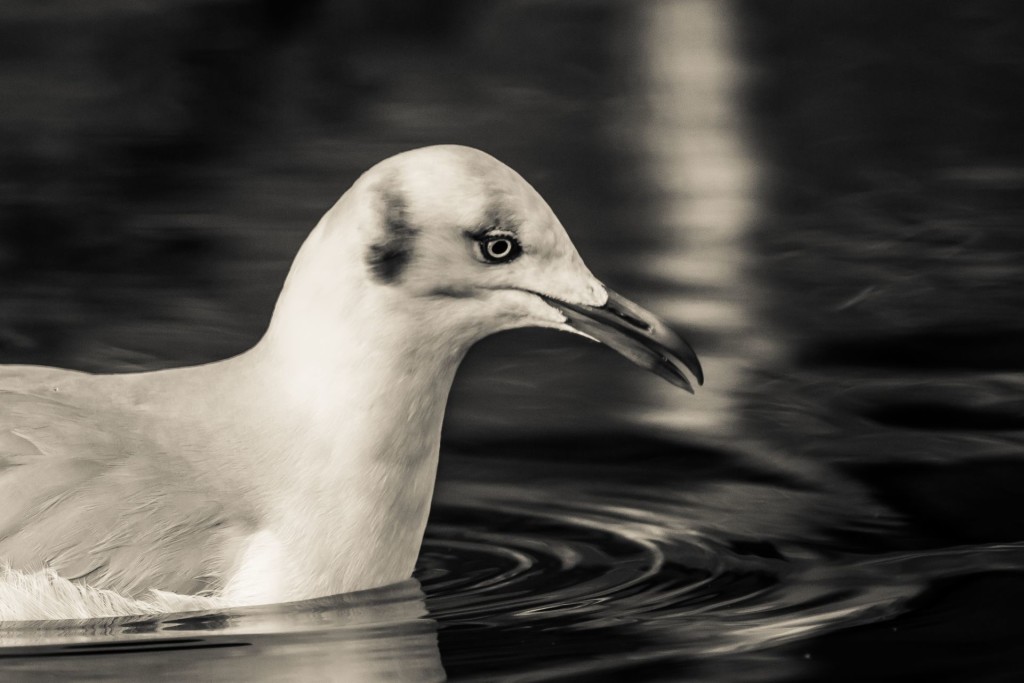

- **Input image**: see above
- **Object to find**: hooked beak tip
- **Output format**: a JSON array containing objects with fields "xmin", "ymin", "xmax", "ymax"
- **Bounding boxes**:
[{"xmin": 536, "ymin": 287, "xmax": 704, "ymax": 393}]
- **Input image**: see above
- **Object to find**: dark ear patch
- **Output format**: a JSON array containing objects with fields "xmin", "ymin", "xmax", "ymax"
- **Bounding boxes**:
[{"xmin": 365, "ymin": 181, "xmax": 418, "ymax": 284}]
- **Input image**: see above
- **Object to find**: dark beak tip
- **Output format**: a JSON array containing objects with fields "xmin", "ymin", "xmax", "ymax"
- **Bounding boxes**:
[
  {"xmin": 537, "ymin": 288, "xmax": 705, "ymax": 394},
  {"xmin": 676, "ymin": 363, "xmax": 702, "ymax": 394}
]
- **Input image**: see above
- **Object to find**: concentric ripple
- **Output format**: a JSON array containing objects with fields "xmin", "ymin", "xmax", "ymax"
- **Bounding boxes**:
[
  {"xmin": 421, "ymin": 478, "xmax": 783, "ymax": 638},
  {"xmin": 419, "ymin": 505, "xmax": 674, "ymax": 623},
  {"xmin": 413, "ymin": 450, "xmax": 1024, "ymax": 680}
]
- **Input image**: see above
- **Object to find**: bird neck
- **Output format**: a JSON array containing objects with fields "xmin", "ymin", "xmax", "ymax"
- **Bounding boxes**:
[
  {"xmin": 218, "ymin": 248, "xmax": 474, "ymax": 598},
  {"xmin": 247, "ymin": 337, "xmax": 459, "ymax": 598}
]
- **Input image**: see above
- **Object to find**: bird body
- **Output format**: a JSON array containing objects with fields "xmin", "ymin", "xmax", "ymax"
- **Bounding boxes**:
[
  {"xmin": 0, "ymin": 298, "xmax": 456, "ymax": 612},
  {"xmin": 0, "ymin": 145, "xmax": 701, "ymax": 620}
]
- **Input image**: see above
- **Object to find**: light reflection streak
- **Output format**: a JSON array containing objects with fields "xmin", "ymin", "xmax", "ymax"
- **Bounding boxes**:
[{"xmin": 627, "ymin": 0, "xmax": 780, "ymax": 438}]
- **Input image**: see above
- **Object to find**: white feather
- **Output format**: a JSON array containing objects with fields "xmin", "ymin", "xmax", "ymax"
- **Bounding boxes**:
[{"xmin": 0, "ymin": 564, "xmax": 228, "ymax": 622}]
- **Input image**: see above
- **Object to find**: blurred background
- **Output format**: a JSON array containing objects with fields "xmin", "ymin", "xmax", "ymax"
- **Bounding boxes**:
[{"xmin": 2, "ymin": 1, "xmax": 1024, "ymax": 681}]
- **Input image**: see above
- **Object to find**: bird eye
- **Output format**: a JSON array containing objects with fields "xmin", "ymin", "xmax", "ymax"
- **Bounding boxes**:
[{"xmin": 477, "ymin": 233, "xmax": 522, "ymax": 264}]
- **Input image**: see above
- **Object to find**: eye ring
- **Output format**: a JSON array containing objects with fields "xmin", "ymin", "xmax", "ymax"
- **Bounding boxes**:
[{"xmin": 477, "ymin": 233, "xmax": 522, "ymax": 264}]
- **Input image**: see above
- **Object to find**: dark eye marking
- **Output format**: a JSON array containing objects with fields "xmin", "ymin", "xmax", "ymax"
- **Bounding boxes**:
[
  {"xmin": 366, "ymin": 182, "xmax": 418, "ymax": 284},
  {"xmin": 473, "ymin": 230, "xmax": 522, "ymax": 264}
]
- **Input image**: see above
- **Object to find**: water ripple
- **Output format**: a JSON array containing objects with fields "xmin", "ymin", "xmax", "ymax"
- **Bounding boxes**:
[{"xmin": 418, "ymin": 456, "xmax": 1024, "ymax": 681}]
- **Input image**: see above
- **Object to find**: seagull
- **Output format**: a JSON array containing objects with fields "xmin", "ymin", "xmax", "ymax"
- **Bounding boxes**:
[{"xmin": 0, "ymin": 145, "xmax": 702, "ymax": 621}]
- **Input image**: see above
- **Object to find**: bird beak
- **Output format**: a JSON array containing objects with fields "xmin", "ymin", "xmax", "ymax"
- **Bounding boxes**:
[{"xmin": 538, "ymin": 287, "xmax": 704, "ymax": 393}]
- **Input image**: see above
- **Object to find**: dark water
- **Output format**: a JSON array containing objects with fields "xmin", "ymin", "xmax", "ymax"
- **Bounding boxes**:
[{"xmin": 2, "ymin": 1, "xmax": 1024, "ymax": 681}]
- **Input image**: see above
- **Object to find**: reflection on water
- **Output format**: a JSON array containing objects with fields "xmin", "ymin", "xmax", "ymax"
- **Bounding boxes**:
[
  {"xmin": 2, "ymin": 0, "xmax": 1024, "ymax": 680},
  {"xmin": 0, "ymin": 582, "xmax": 445, "ymax": 682},
  {"xmin": 626, "ymin": 0, "xmax": 776, "ymax": 439}
]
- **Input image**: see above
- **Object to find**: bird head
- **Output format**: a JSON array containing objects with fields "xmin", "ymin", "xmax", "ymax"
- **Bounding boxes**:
[{"xmin": 281, "ymin": 145, "xmax": 703, "ymax": 392}]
